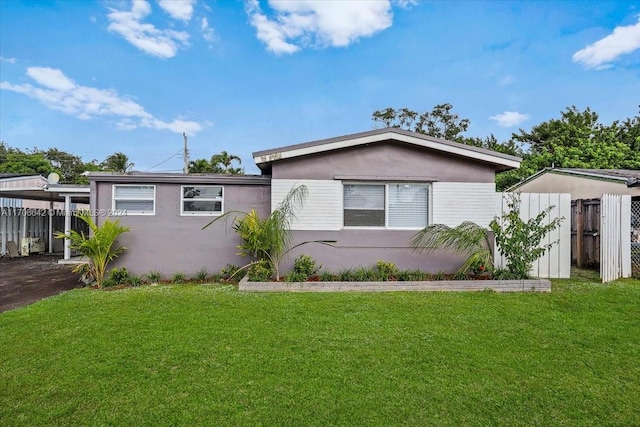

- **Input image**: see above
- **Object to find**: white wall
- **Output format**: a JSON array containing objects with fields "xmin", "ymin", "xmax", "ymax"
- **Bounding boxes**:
[{"xmin": 271, "ymin": 179, "xmax": 343, "ymax": 231}]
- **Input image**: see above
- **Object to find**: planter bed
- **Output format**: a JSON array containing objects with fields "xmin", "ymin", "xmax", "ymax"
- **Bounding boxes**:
[{"xmin": 239, "ymin": 276, "xmax": 551, "ymax": 293}]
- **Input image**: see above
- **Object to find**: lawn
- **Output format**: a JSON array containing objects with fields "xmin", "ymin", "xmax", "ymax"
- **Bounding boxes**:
[{"xmin": 1, "ymin": 273, "xmax": 639, "ymax": 426}]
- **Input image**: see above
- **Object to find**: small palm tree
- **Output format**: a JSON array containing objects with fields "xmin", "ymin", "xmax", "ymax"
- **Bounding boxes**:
[
  {"xmin": 204, "ymin": 185, "xmax": 333, "ymax": 280},
  {"xmin": 410, "ymin": 221, "xmax": 493, "ymax": 275},
  {"xmin": 101, "ymin": 152, "xmax": 134, "ymax": 173},
  {"xmin": 55, "ymin": 211, "xmax": 130, "ymax": 288}
]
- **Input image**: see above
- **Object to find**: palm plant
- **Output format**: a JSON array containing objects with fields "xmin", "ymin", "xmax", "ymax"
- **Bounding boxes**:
[
  {"xmin": 204, "ymin": 185, "xmax": 334, "ymax": 280},
  {"xmin": 55, "ymin": 211, "xmax": 130, "ymax": 288},
  {"xmin": 101, "ymin": 152, "xmax": 134, "ymax": 173},
  {"xmin": 410, "ymin": 221, "xmax": 493, "ymax": 275},
  {"xmin": 211, "ymin": 151, "xmax": 244, "ymax": 174},
  {"xmin": 188, "ymin": 158, "xmax": 214, "ymax": 173}
]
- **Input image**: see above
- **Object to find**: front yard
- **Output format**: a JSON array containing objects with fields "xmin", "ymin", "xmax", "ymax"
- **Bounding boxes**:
[{"xmin": 1, "ymin": 273, "xmax": 639, "ymax": 425}]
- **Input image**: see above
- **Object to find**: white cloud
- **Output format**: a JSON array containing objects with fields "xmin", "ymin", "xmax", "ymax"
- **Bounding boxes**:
[
  {"xmin": 107, "ymin": 0, "xmax": 189, "ymax": 58},
  {"xmin": 573, "ymin": 16, "xmax": 640, "ymax": 70},
  {"xmin": 201, "ymin": 17, "xmax": 216, "ymax": 43},
  {"xmin": 490, "ymin": 111, "xmax": 530, "ymax": 127},
  {"xmin": 1, "ymin": 66, "xmax": 203, "ymax": 135},
  {"xmin": 157, "ymin": 0, "xmax": 196, "ymax": 22},
  {"xmin": 0, "ymin": 56, "xmax": 17, "ymax": 64},
  {"xmin": 246, "ymin": 0, "xmax": 393, "ymax": 54}
]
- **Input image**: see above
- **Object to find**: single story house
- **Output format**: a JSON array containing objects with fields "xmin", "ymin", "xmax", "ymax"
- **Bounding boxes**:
[
  {"xmin": 89, "ymin": 128, "xmax": 521, "ymax": 277},
  {"xmin": 508, "ymin": 168, "xmax": 640, "ymax": 200}
]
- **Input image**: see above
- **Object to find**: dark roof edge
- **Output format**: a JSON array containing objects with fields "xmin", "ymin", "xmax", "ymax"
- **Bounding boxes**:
[
  {"xmin": 87, "ymin": 172, "xmax": 271, "ymax": 185},
  {"xmin": 252, "ymin": 128, "xmax": 522, "ymax": 163}
]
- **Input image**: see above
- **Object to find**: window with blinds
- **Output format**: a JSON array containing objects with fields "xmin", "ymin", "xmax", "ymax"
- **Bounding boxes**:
[
  {"xmin": 113, "ymin": 185, "xmax": 155, "ymax": 215},
  {"xmin": 181, "ymin": 186, "xmax": 223, "ymax": 216},
  {"xmin": 343, "ymin": 183, "xmax": 429, "ymax": 228}
]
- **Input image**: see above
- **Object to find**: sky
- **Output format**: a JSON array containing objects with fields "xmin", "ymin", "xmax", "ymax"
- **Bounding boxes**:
[{"xmin": 1, "ymin": 0, "xmax": 639, "ymax": 175}]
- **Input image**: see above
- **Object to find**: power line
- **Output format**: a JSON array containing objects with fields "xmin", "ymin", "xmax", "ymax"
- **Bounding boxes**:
[{"xmin": 143, "ymin": 151, "xmax": 182, "ymax": 172}]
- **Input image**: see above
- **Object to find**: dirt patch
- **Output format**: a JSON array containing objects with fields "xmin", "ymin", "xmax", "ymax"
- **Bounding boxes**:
[{"xmin": 0, "ymin": 254, "xmax": 82, "ymax": 313}]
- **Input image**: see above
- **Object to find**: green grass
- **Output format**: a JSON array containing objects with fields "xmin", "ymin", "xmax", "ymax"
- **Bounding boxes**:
[{"xmin": 2, "ymin": 275, "xmax": 640, "ymax": 426}]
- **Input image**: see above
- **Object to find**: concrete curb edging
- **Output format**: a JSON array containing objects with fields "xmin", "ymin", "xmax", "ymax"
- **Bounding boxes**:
[{"xmin": 239, "ymin": 276, "xmax": 551, "ymax": 292}]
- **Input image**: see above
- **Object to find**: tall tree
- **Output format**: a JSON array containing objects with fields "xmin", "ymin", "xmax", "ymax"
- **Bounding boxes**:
[
  {"xmin": 42, "ymin": 148, "xmax": 100, "ymax": 184},
  {"xmin": 101, "ymin": 152, "xmax": 134, "ymax": 173},
  {"xmin": 211, "ymin": 151, "xmax": 243, "ymax": 174},
  {"xmin": 372, "ymin": 103, "xmax": 470, "ymax": 142},
  {"xmin": 188, "ymin": 158, "xmax": 214, "ymax": 173}
]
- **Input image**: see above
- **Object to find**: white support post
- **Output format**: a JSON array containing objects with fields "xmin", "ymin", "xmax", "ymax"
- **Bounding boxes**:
[
  {"xmin": 64, "ymin": 195, "xmax": 71, "ymax": 260},
  {"xmin": 48, "ymin": 201, "xmax": 54, "ymax": 253}
]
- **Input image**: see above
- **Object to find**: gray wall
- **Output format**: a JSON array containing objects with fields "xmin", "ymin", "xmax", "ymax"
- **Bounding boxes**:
[
  {"xmin": 271, "ymin": 141, "xmax": 497, "ymax": 182},
  {"xmin": 270, "ymin": 141, "xmax": 495, "ymax": 273},
  {"xmin": 94, "ymin": 181, "xmax": 271, "ymax": 277}
]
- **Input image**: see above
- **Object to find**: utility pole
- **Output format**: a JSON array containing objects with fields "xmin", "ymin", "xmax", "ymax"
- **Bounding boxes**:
[{"xmin": 183, "ymin": 132, "xmax": 189, "ymax": 173}]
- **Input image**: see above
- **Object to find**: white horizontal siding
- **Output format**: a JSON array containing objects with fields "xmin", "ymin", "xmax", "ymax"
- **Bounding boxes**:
[
  {"xmin": 432, "ymin": 182, "xmax": 496, "ymax": 227},
  {"xmin": 271, "ymin": 179, "xmax": 342, "ymax": 231}
]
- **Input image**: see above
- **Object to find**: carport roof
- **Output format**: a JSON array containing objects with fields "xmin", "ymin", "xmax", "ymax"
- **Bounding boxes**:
[{"xmin": 0, "ymin": 175, "xmax": 90, "ymax": 204}]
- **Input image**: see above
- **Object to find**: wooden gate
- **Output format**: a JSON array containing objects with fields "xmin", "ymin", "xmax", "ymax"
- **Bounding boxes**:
[
  {"xmin": 571, "ymin": 198, "xmax": 601, "ymax": 267},
  {"xmin": 600, "ymin": 194, "xmax": 631, "ymax": 283}
]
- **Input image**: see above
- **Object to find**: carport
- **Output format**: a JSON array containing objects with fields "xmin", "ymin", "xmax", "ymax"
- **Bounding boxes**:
[{"xmin": 0, "ymin": 174, "xmax": 90, "ymax": 261}]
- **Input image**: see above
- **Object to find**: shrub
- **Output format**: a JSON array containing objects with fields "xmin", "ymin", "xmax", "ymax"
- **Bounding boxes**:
[
  {"xmin": 292, "ymin": 254, "xmax": 320, "ymax": 279},
  {"xmin": 376, "ymin": 260, "xmax": 398, "ymax": 281},
  {"xmin": 248, "ymin": 260, "xmax": 274, "ymax": 282},
  {"xmin": 194, "ymin": 268, "xmax": 208, "ymax": 283},
  {"xmin": 434, "ymin": 271, "xmax": 446, "ymax": 281},
  {"xmin": 319, "ymin": 270, "xmax": 338, "ymax": 282},
  {"xmin": 338, "ymin": 268, "xmax": 354, "ymax": 282},
  {"xmin": 490, "ymin": 193, "xmax": 564, "ymax": 279},
  {"xmin": 129, "ymin": 275, "xmax": 143, "ymax": 287},
  {"xmin": 105, "ymin": 267, "xmax": 130, "ymax": 287},
  {"xmin": 220, "ymin": 264, "xmax": 241, "ymax": 281},
  {"xmin": 284, "ymin": 271, "xmax": 307, "ymax": 282},
  {"xmin": 146, "ymin": 270, "xmax": 162, "ymax": 283},
  {"xmin": 354, "ymin": 266, "xmax": 377, "ymax": 281},
  {"xmin": 171, "ymin": 272, "xmax": 186, "ymax": 283}
]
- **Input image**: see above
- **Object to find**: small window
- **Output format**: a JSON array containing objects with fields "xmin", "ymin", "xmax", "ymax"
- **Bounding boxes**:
[
  {"xmin": 343, "ymin": 183, "xmax": 429, "ymax": 229},
  {"xmin": 113, "ymin": 185, "xmax": 155, "ymax": 215},
  {"xmin": 181, "ymin": 186, "xmax": 223, "ymax": 216}
]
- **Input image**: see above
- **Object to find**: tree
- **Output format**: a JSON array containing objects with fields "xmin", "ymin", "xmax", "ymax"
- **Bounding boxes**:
[
  {"xmin": 498, "ymin": 106, "xmax": 640, "ymax": 190},
  {"xmin": 0, "ymin": 148, "xmax": 55, "ymax": 176},
  {"xmin": 372, "ymin": 103, "xmax": 470, "ymax": 142},
  {"xmin": 188, "ymin": 151, "xmax": 244, "ymax": 174},
  {"xmin": 42, "ymin": 148, "xmax": 99, "ymax": 184},
  {"xmin": 188, "ymin": 159, "xmax": 214, "ymax": 173},
  {"xmin": 54, "ymin": 211, "xmax": 130, "ymax": 288},
  {"xmin": 102, "ymin": 152, "xmax": 134, "ymax": 173},
  {"xmin": 211, "ymin": 151, "xmax": 243, "ymax": 174}
]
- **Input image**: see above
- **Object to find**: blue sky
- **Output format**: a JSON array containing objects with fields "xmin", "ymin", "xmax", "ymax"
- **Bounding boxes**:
[{"xmin": 1, "ymin": 0, "xmax": 639, "ymax": 174}]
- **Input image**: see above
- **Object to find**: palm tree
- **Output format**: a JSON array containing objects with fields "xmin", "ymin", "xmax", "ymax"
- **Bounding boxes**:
[
  {"xmin": 211, "ymin": 151, "xmax": 243, "ymax": 174},
  {"xmin": 101, "ymin": 152, "xmax": 134, "ymax": 173},
  {"xmin": 188, "ymin": 158, "xmax": 213, "ymax": 173},
  {"xmin": 410, "ymin": 221, "xmax": 493, "ymax": 275}
]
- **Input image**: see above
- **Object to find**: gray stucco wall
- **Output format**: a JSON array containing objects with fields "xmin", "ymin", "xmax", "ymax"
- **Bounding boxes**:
[
  {"xmin": 94, "ymin": 181, "xmax": 271, "ymax": 277},
  {"xmin": 271, "ymin": 141, "xmax": 497, "ymax": 182}
]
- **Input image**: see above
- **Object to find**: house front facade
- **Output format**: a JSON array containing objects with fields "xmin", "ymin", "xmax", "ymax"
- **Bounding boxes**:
[{"xmin": 89, "ymin": 129, "xmax": 521, "ymax": 277}]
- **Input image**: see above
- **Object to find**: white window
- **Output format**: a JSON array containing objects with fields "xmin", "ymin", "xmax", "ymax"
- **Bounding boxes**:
[
  {"xmin": 113, "ymin": 185, "xmax": 155, "ymax": 215},
  {"xmin": 343, "ymin": 183, "xmax": 429, "ymax": 229},
  {"xmin": 181, "ymin": 186, "xmax": 223, "ymax": 216}
]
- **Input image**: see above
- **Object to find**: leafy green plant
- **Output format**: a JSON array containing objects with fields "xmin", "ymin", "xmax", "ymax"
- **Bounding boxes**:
[
  {"xmin": 172, "ymin": 272, "xmax": 186, "ymax": 283},
  {"xmin": 129, "ymin": 275, "xmax": 143, "ymax": 287},
  {"xmin": 376, "ymin": 260, "xmax": 398, "ymax": 281},
  {"xmin": 248, "ymin": 260, "xmax": 274, "ymax": 282},
  {"xmin": 489, "ymin": 193, "xmax": 564, "ymax": 279},
  {"xmin": 194, "ymin": 268, "xmax": 208, "ymax": 283},
  {"xmin": 434, "ymin": 271, "xmax": 446, "ymax": 281},
  {"xmin": 319, "ymin": 271, "xmax": 338, "ymax": 282},
  {"xmin": 146, "ymin": 270, "xmax": 162, "ymax": 283},
  {"xmin": 411, "ymin": 221, "xmax": 493, "ymax": 275},
  {"xmin": 338, "ymin": 268, "xmax": 354, "ymax": 282},
  {"xmin": 106, "ymin": 267, "xmax": 130, "ymax": 287},
  {"xmin": 292, "ymin": 254, "xmax": 320, "ymax": 278},
  {"xmin": 54, "ymin": 211, "xmax": 130, "ymax": 289},
  {"xmin": 204, "ymin": 185, "xmax": 335, "ymax": 281},
  {"xmin": 219, "ymin": 264, "xmax": 241, "ymax": 281}
]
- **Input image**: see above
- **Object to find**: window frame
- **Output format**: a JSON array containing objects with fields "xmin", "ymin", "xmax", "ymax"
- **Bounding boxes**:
[
  {"xmin": 180, "ymin": 185, "xmax": 224, "ymax": 217},
  {"xmin": 112, "ymin": 184, "xmax": 156, "ymax": 216},
  {"xmin": 342, "ymin": 182, "xmax": 430, "ymax": 230}
]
